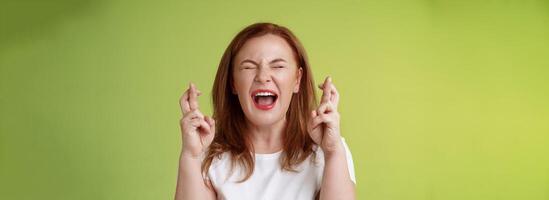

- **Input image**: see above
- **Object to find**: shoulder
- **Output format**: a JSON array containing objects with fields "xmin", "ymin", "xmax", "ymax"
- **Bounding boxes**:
[
  {"xmin": 202, "ymin": 151, "xmax": 233, "ymax": 185},
  {"xmin": 205, "ymin": 151, "xmax": 231, "ymax": 170}
]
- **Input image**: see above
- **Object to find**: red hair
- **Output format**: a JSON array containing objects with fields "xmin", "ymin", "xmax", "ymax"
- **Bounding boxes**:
[{"xmin": 202, "ymin": 22, "xmax": 318, "ymax": 182}]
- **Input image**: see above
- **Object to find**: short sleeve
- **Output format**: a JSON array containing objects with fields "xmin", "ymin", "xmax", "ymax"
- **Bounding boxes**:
[{"xmin": 341, "ymin": 137, "xmax": 356, "ymax": 184}]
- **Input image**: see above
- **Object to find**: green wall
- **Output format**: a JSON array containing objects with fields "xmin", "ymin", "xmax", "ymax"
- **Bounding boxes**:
[{"xmin": 1, "ymin": 0, "xmax": 548, "ymax": 199}]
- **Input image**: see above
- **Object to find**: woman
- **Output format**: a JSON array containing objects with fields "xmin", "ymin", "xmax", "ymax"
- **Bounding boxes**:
[{"xmin": 175, "ymin": 22, "xmax": 356, "ymax": 200}]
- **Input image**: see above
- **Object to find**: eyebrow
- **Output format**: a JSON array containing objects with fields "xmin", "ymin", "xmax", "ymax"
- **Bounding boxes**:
[{"xmin": 240, "ymin": 58, "xmax": 287, "ymax": 65}]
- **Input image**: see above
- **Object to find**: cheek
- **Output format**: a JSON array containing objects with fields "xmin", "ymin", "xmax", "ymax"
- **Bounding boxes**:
[
  {"xmin": 275, "ymin": 74, "xmax": 297, "ymax": 96},
  {"xmin": 233, "ymin": 73, "xmax": 251, "ymax": 93},
  {"xmin": 278, "ymin": 70, "xmax": 298, "ymax": 86}
]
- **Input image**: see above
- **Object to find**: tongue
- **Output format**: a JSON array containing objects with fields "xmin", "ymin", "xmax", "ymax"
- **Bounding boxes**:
[{"xmin": 257, "ymin": 96, "xmax": 275, "ymax": 105}]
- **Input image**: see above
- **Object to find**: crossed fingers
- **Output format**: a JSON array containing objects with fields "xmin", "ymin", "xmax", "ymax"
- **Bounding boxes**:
[
  {"xmin": 179, "ymin": 83, "xmax": 212, "ymax": 133},
  {"xmin": 309, "ymin": 77, "xmax": 340, "ymax": 132},
  {"xmin": 180, "ymin": 83, "xmax": 202, "ymax": 115},
  {"xmin": 317, "ymin": 76, "xmax": 339, "ymax": 115}
]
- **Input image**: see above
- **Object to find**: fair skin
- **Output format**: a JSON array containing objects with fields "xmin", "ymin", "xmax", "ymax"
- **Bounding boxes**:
[
  {"xmin": 232, "ymin": 34, "xmax": 302, "ymax": 154},
  {"xmin": 174, "ymin": 34, "xmax": 355, "ymax": 200}
]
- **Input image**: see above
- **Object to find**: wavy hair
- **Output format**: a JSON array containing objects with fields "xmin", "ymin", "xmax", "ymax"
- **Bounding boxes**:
[{"xmin": 201, "ymin": 22, "xmax": 318, "ymax": 182}]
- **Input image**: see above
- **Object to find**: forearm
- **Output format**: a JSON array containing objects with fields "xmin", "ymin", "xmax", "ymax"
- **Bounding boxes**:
[
  {"xmin": 174, "ymin": 151, "xmax": 216, "ymax": 200},
  {"xmin": 319, "ymin": 144, "xmax": 355, "ymax": 200}
]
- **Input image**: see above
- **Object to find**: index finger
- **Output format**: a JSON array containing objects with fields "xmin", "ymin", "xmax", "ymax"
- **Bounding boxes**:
[
  {"xmin": 329, "ymin": 81, "xmax": 339, "ymax": 107},
  {"xmin": 180, "ymin": 89, "xmax": 191, "ymax": 114},
  {"xmin": 189, "ymin": 83, "xmax": 199, "ymax": 111},
  {"xmin": 320, "ymin": 76, "xmax": 332, "ymax": 104}
]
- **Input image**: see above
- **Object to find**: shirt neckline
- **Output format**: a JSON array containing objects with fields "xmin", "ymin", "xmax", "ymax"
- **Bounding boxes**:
[{"xmin": 254, "ymin": 150, "xmax": 283, "ymax": 160}]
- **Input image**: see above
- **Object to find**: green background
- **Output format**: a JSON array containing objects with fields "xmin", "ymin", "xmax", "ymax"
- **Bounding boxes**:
[{"xmin": 1, "ymin": 0, "xmax": 548, "ymax": 199}]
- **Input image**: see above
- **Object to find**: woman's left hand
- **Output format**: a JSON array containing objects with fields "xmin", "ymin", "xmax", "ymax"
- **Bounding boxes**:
[{"xmin": 307, "ymin": 76, "xmax": 343, "ymax": 156}]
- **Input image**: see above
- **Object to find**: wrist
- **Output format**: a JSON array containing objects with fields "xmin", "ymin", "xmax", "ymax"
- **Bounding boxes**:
[
  {"xmin": 322, "ymin": 141, "xmax": 345, "ymax": 160},
  {"xmin": 180, "ymin": 149, "xmax": 204, "ymax": 161}
]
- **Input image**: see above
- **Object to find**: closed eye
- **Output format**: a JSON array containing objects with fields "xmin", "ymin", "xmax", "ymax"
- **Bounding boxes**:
[
  {"xmin": 273, "ymin": 66, "xmax": 285, "ymax": 69},
  {"xmin": 242, "ymin": 66, "xmax": 256, "ymax": 70}
]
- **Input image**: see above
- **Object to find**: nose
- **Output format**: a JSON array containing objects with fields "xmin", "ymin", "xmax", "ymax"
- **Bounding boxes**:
[{"xmin": 254, "ymin": 65, "xmax": 272, "ymax": 83}]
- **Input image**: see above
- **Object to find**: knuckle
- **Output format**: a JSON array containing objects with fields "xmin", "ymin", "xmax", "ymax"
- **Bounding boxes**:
[
  {"xmin": 189, "ymin": 119, "xmax": 200, "ymax": 126},
  {"xmin": 319, "ymin": 115, "xmax": 327, "ymax": 121},
  {"xmin": 187, "ymin": 118, "xmax": 196, "ymax": 124},
  {"xmin": 195, "ymin": 110, "xmax": 204, "ymax": 117},
  {"xmin": 191, "ymin": 109, "xmax": 201, "ymax": 115}
]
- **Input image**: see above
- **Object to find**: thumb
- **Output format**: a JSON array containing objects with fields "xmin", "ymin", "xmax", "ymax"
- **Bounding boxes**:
[
  {"xmin": 308, "ymin": 111, "xmax": 322, "ymax": 144},
  {"xmin": 198, "ymin": 119, "xmax": 211, "ymax": 134},
  {"xmin": 205, "ymin": 116, "xmax": 215, "ymax": 133}
]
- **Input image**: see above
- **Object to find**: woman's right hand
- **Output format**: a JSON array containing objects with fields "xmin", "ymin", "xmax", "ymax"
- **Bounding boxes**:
[{"xmin": 179, "ymin": 83, "xmax": 215, "ymax": 158}]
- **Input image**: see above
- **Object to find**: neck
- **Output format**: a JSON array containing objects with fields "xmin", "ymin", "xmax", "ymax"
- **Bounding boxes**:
[{"xmin": 246, "ymin": 117, "xmax": 286, "ymax": 154}]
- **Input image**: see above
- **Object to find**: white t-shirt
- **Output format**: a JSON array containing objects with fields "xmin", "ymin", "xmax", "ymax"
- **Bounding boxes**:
[{"xmin": 203, "ymin": 137, "xmax": 356, "ymax": 200}]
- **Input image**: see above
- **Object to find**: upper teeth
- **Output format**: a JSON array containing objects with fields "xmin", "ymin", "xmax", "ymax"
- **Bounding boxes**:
[{"xmin": 255, "ymin": 92, "xmax": 275, "ymax": 97}]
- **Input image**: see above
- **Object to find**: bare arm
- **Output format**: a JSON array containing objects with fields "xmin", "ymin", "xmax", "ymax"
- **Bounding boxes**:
[
  {"xmin": 308, "ymin": 77, "xmax": 356, "ymax": 200},
  {"xmin": 174, "ymin": 83, "xmax": 216, "ymax": 200},
  {"xmin": 174, "ymin": 152, "xmax": 216, "ymax": 200},
  {"xmin": 319, "ymin": 142, "xmax": 356, "ymax": 200}
]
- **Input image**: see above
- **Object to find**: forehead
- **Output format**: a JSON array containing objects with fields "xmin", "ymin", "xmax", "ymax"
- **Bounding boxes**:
[{"xmin": 234, "ymin": 34, "xmax": 296, "ymax": 63}]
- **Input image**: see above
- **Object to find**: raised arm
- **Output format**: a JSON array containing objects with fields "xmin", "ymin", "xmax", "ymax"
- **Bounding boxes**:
[
  {"xmin": 174, "ymin": 83, "xmax": 216, "ymax": 200},
  {"xmin": 308, "ymin": 77, "xmax": 356, "ymax": 200}
]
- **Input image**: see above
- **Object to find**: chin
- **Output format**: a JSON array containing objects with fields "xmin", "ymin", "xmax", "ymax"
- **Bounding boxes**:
[{"xmin": 248, "ymin": 113, "xmax": 284, "ymax": 126}]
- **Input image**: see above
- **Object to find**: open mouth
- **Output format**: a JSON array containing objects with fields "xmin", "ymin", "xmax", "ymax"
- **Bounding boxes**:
[{"xmin": 251, "ymin": 89, "xmax": 278, "ymax": 110}]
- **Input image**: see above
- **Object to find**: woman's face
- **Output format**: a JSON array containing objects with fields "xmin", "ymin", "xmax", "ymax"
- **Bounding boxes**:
[{"xmin": 232, "ymin": 34, "xmax": 302, "ymax": 128}]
